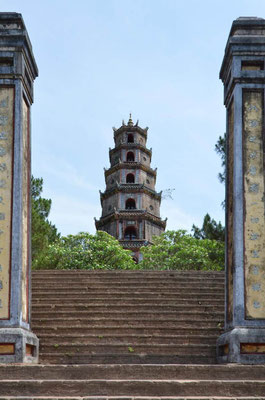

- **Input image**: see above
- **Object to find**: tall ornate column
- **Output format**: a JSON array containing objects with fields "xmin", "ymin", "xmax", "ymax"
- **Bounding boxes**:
[
  {"xmin": 217, "ymin": 17, "xmax": 265, "ymax": 364},
  {"xmin": 0, "ymin": 13, "xmax": 39, "ymax": 363}
]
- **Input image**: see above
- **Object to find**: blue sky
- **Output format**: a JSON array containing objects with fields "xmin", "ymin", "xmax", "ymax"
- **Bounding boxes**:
[{"xmin": 2, "ymin": 0, "xmax": 265, "ymax": 235}]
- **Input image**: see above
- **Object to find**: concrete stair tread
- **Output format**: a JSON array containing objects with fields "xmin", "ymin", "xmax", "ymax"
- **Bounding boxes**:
[
  {"xmin": 39, "ymin": 344, "xmax": 216, "ymax": 356},
  {"xmin": 39, "ymin": 343, "xmax": 216, "ymax": 348},
  {"xmin": 32, "ymin": 301, "xmax": 224, "ymax": 305},
  {"xmin": 33, "ymin": 289, "xmax": 224, "ymax": 292},
  {"xmin": 39, "ymin": 354, "xmax": 216, "ymax": 363},
  {"xmin": 1, "ymin": 378, "xmax": 265, "ymax": 396},
  {"xmin": 38, "ymin": 339, "xmax": 217, "ymax": 345},
  {"xmin": 31, "ymin": 283, "xmax": 225, "ymax": 287},
  {"xmin": 33, "ymin": 301, "xmax": 223, "ymax": 305},
  {"xmin": 37, "ymin": 334, "xmax": 218, "ymax": 339},
  {"xmin": 1, "ymin": 364, "xmax": 265, "ymax": 379},
  {"xmin": 32, "ymin": 270, "xmax": 224, "ymax": 273},
  {"xmin": 1, "ymin": 396, "xmax": 265, "ymax": 400},
  {"xmin": 32, "ymin": 311, "xmax": 223, "ymax": 315},
  {"xmin": 34, "ymin": 324, "xmax": 222, "ymax": 334}
]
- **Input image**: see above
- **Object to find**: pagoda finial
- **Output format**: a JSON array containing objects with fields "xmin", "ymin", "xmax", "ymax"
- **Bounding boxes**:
[{"xmin": 128, "ymin": 113, "xmax": 133, "ymax": 126}]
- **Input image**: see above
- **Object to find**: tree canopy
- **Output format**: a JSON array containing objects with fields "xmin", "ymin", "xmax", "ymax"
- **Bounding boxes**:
[
  {"xmin": 139, "ymin": 230, "xmax": 224, "ymax": 271},
  {"xmin": 31, "ymin": 177, "xmax": 225, "ymax": 272},
  {"xmin": 31, "ymin": 176, "xmax": 60, "ymax": 264},
  {"xmin": 33, "ymin": 230, "xmax": 136, "ymax": 270},
  {"xmin": 191, "ymin": 213, "xmax": 225, "ymax": 242},
  {"xmin": 215, "ymin": 133, "xmax": 226, "ymax": 184}
]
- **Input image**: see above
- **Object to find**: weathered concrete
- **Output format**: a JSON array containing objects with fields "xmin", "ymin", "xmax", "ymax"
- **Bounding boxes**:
[
  {"xmin": 217, "ymin": 17, "xmax": 265, "ymax": 363},
  {"xmin": 0, "ymin": 13, "xmax": 38, "ymax": 363}
]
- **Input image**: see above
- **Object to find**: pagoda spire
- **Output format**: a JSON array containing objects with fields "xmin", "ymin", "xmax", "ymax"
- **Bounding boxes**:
[{"xmin": 128, "ymin": 113, "xmax": 134, "ymax": 126}]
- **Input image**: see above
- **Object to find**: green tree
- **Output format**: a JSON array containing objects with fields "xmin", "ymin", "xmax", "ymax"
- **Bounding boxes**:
[
  {"xmin": 31, "ymin": 176, "xmax": 59, "ymax": 263},
  {"xmin": 33, "ymin": 231, "xmax": 136, "ymax": 270},
  {"xmin": 192, "ymin": 213, "xmax": 225, "ymax": 242},
  {"xmin": 215, "ymin": 133, "xmax": 226, "ymax": 184},
  {"xmin": 139, "ymin": 230, "xmax": 224, "ymax": 271}
]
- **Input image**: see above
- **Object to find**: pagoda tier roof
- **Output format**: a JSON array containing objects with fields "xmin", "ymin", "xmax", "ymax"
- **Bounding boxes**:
[
  {"xmin": 113, "ymin": 124, "xmax": 148, "ymax": 138},
  {"xmin": 104, "ymin": 162, "xmax": 157, "ymax": 177},
  {"xmin": 100, "ymin": 183, "xmax": 162, "ymax": 201},
  {"xmin": 95, "ymin": 209, "xmax": 167, "ymax": 229},
  {"xmin": 109, "ymin": 142, "xmax": 152, "ymax": 157},
  {"xmin": 119, "ymin": 239, "xmax": 150, "ymax": 249}
]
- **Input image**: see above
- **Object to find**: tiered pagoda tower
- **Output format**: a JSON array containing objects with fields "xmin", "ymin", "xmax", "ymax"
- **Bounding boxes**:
[{"xmin": 95, "ymin": 115, "xmax": 166, "ymax": 262}]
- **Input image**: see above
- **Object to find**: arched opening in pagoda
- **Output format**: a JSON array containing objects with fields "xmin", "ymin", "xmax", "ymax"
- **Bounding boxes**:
[
  {"xmin": 126, "ymin": 151, "xmax": 135, "ymax": 162},
  {"xmin": 126, "ymin": 173, "xmax": 135, "ymax": 183},
  {"xmin": 125, "ymin": 198, "xmax": 136, "ymax": 210},
  {"xmin": 127, "ymin": 134, "xmax": 134, "ymax": 143},
  {"xmin": 124, "ymin": 226, "xmax": 137, "ymax": 240}
]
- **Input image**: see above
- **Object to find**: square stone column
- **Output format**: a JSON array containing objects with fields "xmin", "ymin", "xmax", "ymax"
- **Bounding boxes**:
[
  {"xmin": 217, "ymin": 17, "xmax": 265, "ymax": 364},
  {"xmin": 0, "ymin": 13, "xmax": 38, "ymax": 363}
]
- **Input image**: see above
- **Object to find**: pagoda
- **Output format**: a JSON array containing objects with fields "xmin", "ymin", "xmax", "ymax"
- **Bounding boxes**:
[{"xmin": 95, "ymin": 115, "xmax": 166, "ymax": 262}]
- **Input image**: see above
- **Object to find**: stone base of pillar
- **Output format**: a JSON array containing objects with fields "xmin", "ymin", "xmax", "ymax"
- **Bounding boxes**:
[
  {"xmin": 0, "ymin": 328, "xmax": 39, "ymax": 363},
  {"xmin": 217, "ymin": 328, "xmax": 265, "ymax": 364}
]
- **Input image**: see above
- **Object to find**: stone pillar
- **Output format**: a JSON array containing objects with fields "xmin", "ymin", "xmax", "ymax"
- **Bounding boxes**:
[
  {"xmin": 217, "ymin": 17, "xmax": 265, "ymax": 364},
  {"xmin": 0, "ymin": 13, "xmax": 38, "ymax": 363}
]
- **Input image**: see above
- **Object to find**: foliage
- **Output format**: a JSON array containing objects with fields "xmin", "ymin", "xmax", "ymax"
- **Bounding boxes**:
[
  {"xmin": 191, "ymin": 213, "xmax": 225, "ymax": 242},
  {"xmin": 139, "ymin": 230, "xmax": 224, "ymax": 271},
  {"xmin": 33, "ymin": 230, "xmax": 136, "ymax": 270},
  {"xmin": 31, "ymin": 176, "xmax": 59, "ymax": 264},
  {"xmin": 215, "ymin": 133, "xmax": 226, "ymax": 184}
]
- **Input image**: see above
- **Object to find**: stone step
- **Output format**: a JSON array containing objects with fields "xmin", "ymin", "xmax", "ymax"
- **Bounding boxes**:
[
  {"xmin": 32, "ymin": 292, "xmax": 224, "ymax": 300},
  {"xmin": 32, "ymin": 299, "xmax": 224, "ymax": 305},
  {"xmin": 32, "ymin": 318, "xmax": 223, "ymax": 328},
  {"xmin": 32, "ymin": 279, "xmax": 225, "ymax": 285},
  {"xmin": 31, "ymin": 304, "xmax": 224, "ymax": 312},
  {"xmin": 0, "ymin": 364, "xmax": 265, "ymax": 380},
  {"xmin": 31, "ymin": 310, "xmax": 223, "ymax": 320},
  {"xmin": 32, "ymin": 269, "xmax": 224, "ymax": 279},
  {"xmin": 32, "ymin": 286, "xmax": 224, "ymax": 292},
  {"xmin": 36, "ymin": 334, "xmax": 218, "ymax": 345},
  {"xmin": 31, "ymin": 278, "xmax": 225, "ymax": 284},
  {"xmin": 39, "ymin": 343, "xmax": 216, "ymax": 356},
  {"xmin": 1, "ymin": 379, "xmax": 265, "ymax": 396},
  {"xmin": 2, "ymin": 398, "xmax": 264, "ymax": 400},
  {"xmin": 33, "ymin": 326, "xmax": 223, "ymax": 335},
  {"xmin": 39, "ymin": 354, "xmax": 216, "ymax": 365}
]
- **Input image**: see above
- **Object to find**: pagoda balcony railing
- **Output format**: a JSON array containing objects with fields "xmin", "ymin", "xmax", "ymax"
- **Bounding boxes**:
[
  {"xmin": 118, "ymin": 183, "xmax": 144, "ymax": 188},
  {"xmin": 119, "ymin": 239, "xmax": 149, "ymax": 248},
  {"xmin": 118, "ymin": 208, "xmax": 146, "ymax": 213},
  {"xmin": 117, "ymin": 183, "xmax": 158, "ymax": 194},
  {"xmin": 110, "ymin": 142, "xmax": 152, "ymax": 153},
  {"xmin": 116, "ymin": 208, "xmax": 164, "ymax": 222},
  {"xmin": 105, "ymin": 161, "xmax": 157, "ymax": 176},
  {"xmin": 119, "ymin": 141, "xmax": 150, "ymax": 147},
  {"xmin": 120, "ymin": 162, "xmax": 157, "ymax": 174},
  {"xmin": 112, "ymin": 160, "xmax": 155, "ymax": 169}
]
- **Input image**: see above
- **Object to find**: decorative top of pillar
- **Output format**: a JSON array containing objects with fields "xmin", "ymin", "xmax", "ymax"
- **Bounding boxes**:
[
  {"xmin": 0, "ymin": 12, "xmax": 38, "ymax": 79},
  {"xmin": 220, "ymin": 16, "xmax": 265, "ymax": 81}
]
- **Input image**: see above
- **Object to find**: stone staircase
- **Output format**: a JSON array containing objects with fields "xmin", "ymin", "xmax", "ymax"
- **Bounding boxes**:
[
  {"xmin": 1, "ymin": 269, "xmax": 265, "ymax": 398},
  {"xmin": 32, "ymin": 270, "xmax": 224, "ymax": 365}
]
